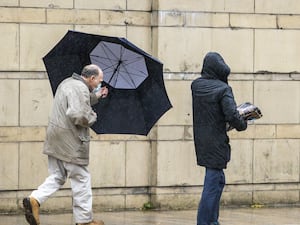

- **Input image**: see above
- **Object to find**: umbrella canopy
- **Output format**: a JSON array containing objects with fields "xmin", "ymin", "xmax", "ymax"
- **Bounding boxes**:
[
  {"xmin": 90, "ymin": 41, "xmax": 148, "ymax": 89},
  {"xmin": 43, "ymin": 30, "xmax": 172, "ymax": 135}
]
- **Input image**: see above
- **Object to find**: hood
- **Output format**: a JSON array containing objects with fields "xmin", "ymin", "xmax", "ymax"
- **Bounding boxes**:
[{"xmin": 201, "ymin": 52, "xmax": 231, "ymax": 84}]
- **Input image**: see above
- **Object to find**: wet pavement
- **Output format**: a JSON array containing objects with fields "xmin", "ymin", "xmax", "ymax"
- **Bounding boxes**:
[{"xmin": 1, "ymin": 207, "xmax": 299, "ymax": 225}]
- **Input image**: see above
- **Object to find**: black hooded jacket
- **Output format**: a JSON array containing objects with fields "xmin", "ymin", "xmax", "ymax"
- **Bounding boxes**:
[{"xmin": 191, "ymin": 52, "xmax": 247, "ymax": 169}]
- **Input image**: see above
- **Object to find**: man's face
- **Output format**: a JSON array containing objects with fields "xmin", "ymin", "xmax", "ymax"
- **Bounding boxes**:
[{"xmin": 87, "ymin": 69, "xmax": 103, "ymax": 90}]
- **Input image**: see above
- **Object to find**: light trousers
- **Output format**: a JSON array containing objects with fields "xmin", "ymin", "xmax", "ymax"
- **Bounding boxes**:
[{"xmin": 30, "ymin": 156, "xmax": 93, "ymax": 223}]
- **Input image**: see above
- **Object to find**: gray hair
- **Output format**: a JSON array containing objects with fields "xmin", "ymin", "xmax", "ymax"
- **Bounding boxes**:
[{"xmin": 81, "ymin": 64, "xmax": 100, "ymax": 77}]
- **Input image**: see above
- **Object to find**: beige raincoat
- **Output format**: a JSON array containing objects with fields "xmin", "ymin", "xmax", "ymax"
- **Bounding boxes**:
[{"xmin": 43, "ymin": 73, "xmax": 98, "ymax": 166}]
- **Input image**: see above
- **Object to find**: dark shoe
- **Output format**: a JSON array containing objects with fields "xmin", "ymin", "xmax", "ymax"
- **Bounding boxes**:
[
  {"xmin": 23, "ymin": 197, "xmax": 40, "ymax": 225},
  {"xmin": 76, "ymin": 220, "xmax": 105, "ymax": 225}
]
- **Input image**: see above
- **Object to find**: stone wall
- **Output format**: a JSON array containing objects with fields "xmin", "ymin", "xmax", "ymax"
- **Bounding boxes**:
[{"xmin": 0, "ymin": 0, "xmax": 299, "ymax": 213}]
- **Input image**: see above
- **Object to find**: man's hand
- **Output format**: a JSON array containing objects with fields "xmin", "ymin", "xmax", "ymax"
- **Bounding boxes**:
[{"xmin": 95, "ymin": 86, "xmax": 109, "ymax": 99}]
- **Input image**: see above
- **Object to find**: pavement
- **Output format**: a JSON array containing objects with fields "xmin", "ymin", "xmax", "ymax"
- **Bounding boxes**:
[{"xmin": 0, "ymin": 207, "xmax": 299, "ymax": 225}]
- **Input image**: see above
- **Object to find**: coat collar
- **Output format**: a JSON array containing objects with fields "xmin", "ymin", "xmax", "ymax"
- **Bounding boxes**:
[{"xmin": 72, "ymin": 73, "xmax": 91, "ymax": 91}]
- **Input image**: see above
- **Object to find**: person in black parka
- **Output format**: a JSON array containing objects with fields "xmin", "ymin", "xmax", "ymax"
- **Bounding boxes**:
[{"xmin": 191, "ymin": 52, "xmax": 247, "ymax": 225}]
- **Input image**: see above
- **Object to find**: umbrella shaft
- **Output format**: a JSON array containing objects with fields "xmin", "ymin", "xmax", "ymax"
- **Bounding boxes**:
[{"xmin": 108, "ymin": 60, "xmax": 122, "ymax": 84}]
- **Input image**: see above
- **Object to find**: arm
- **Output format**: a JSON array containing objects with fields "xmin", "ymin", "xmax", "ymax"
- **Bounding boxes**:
[
  {"xmin": 90, "ymin": 86, "xmax": 109, "ymax": 106},
  {"xmin": 66, "ymin": 87, "xmax": 97, "ymax": 128},
  {"xmin": 220, "ymin": 86, "xmax": 247, "ymax": 131}
]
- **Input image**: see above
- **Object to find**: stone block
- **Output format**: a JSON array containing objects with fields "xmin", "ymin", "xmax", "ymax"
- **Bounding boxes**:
[
  {"xmin": 153, "ymin": 11, "xmax": 185, "ymax": 26},
  {"xmin": 278, "ymin": 15, "xmax": 300, "ymax": 29},
  {"xmin": 156, "ymin": 141, "xmax": 202, "ymax": 186},
  {"xmin": 18, "ymin": 127, "xmax": 47, "ymax": 142},
  {"xmin": 93, "ymin": 195, "xmax": 125, "ymax": 211},
  {"xmin": 185, "ymin": 12, "xmax": 229, "ymax": 27},
  {"xmin": 229, "ymin": 125, "xmax": 275, "ymax": 140},
  {"xmin": 0, "ymin": 0, "xmax": 18, "ymax": 6},
  {"xmin": 254, "ymin": 125, "xmax": 276, "ymax": 139},
  {"xmin": 75, "ymin": 0, "xmax": 125, "ymax": 10},
  {"xmin": 254, "ymin": 81, "xmax": 300, "ymax": 124},
  {"xmin": 221, "ymin": 191, "xmax": 252, "ymax": 206},
  {"xmin": 0, "ymin": 80, "xmax": 19, "ymax": 126},
  {"xmin": 229, "ymin": 80, "xmax": 253, "ymax": 105},
  {"xmin": 0, "ymin": 191, "xmax": 18, "ymax": 212},
  {"xmin": 224, "ymin": 184, "xmax": 252, "ymax": 192},
  {"xmin": 224, "ymin": 0, "xmax": 254, "ymax": 13},
  {"xmin": 90, "ymin": 131, "xmax": 150, "ymax": 141},
  {"xmin": 150, "ymin": 186, "xmax": 201, "ymax": 209},
  {"xmin": 127, "ymin": 26, "xmax": 152, "ymax": 54},
  {"xmin": 100, "ymin": 10, "xmax": 150, "ymax": 26},
  {"xmin": 157, "ymin": 80, "xmax": 192, "ymax": 125},
  {"xmin": 157, "ymin": 125, "xmax": 185, "ymax": 140},
  {"xmin": 0, "ymin": 143, "xmax": 19, "ymax": 190},
  {"xmin": 253, "ymin": 139, "xmax": 300, "ymax": 183},
  {"xmin": 230, "ymin": 14, "xmax": 276, "ymax": 28},
  {"xmin": 228, "ymin": 125, "xmax": 255, "ymax": 139},
  {"xmin": 20, "ymin": 24, "xmax": 72, "ymax": 71},
  {"xmin": 185, "ymin": 126, "xmax": 193, "ymax": 140},
  {"xmin": 125, "ymin": 194, "xmax": 149, "ymax": 209},
  {"xmin": 124, "ymin": 11, "xmax": 151, "ymax": 26},
  {"xmin": 0, "ymin": 127, "xmax": 46, "ymax": 142},
  {"xmin": 277, "ymin": 125, "xmax": 300, "ymax": 138},
  {"xmin": 275, "ymin": 183, "xmax": 300, "ymax": 191},
  {"xmin": 90, "ymin": 141, "xmax": 126, "ymax": 187},
  {"xmin": 251, "ymin": 183, "xmax": 274, "ymax": 191},
  {"xmin": 20, "ymin": 0, "xmax": 73, "ymax": 8},
  {"xmin": 127, "ymin": 0, "xmax": 151, "ymax": 11},
  {"xmin": 226, "ymin": 140, "xmax": 253, "ymax": 184},
  {"xmin": 100, "ymin": 10, "xmax": 126, "ymax": 25},
  {"xmin": 0, "ymin": 127, "xmax": 18, "ymax": 142},
  {"xmin": 75, "ymin": 25, "xmax": 126, "ymax": 37},
  {"xmin": 256, "ymin": 0, "xmax": 300, "ymax": 14},
  {"xmin": 209, "ymin": 29, "xmax": 253, "ymax": 73},
  {"xmin": 151, "ymin": 193, "xmax": 199, "ymax": 209},
  {"xmin": 255, "ymin": 30, "xmax": 300, "ymax": 73},
  {"xmin": 154, "ymin": 0, "xmax": 254, "ymax": 13},
  {"xmin": 126, "ymin": 141, "xmax": 151, "ymax": 186},
  {"xmin": 253, "ymin": 190, "xmax": 299, "ymax": 205},
  {"xmin": 20, "ymin": 80, "xmax": 53, "ymax": 126},
  {"xmin": 19, "ymin": 142, "xmax": 48, "ymax": 189},
  {"xmin": 39, "ymin": 193, "xmax": 72, "ymax": 213},
  {"xmin": 155, "ymin": 27, "xmax": 253, "ymax": 73},
  {"xmin": 47, "ymin": 9, "xmax": 99, "ymax": 24},
  {"xmin": 0, "ymin": 7, "xmax": 45, "ymax": 23},
  {"xmin": 0, "ymin": 71, "xmax": 48, "ymax": 79},
  {"xmin": 0, "ymin": 24, "xmax": 19, "ymax": 70}
]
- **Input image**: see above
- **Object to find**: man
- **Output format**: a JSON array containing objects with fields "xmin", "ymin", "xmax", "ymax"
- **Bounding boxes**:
[
  {"xmin": 191, "ymin": 52, "xmax": 247, "ymax": 225},
  {"xmin": 23, "ymin": 64, "xmax": 108, "ymax": 225}
]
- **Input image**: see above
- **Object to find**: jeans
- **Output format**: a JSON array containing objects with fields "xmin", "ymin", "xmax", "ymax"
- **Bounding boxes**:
[{"xmin": 197, "ymin": 168, "xmax": 225, "ymax": 225}]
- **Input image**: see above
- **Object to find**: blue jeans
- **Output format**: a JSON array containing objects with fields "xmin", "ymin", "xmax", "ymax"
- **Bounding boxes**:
[{"xmin": 197, "ymin": 168, "xmax": 225, "ymax": 225}]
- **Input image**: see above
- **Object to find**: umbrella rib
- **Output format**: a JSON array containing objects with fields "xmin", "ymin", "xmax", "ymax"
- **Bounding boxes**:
[
  {"xmin": 101, "ymin": 42, "xmax": 120, "ymax": 61},
  {"xmin": 90, "ymin": 54, "xmax": 119, "ymax": 62},
  {"xmin": 120, "ymin": 65, "xmax": 139, "ymax": 88},
  {"xmin": 91, "ymin": 57, "xmax": 119, "ymax": 71},
  {"xmin": 101, "ymin": 43, "xmax": 126, "ymax": 87},
  {"xmin": 90, "ymin": 42, "xmax": 149, "ymax": 89},
  {"xmin": 122, "ymin": 56, "xmax": 145, "ymax": 65},
  {"xmin": 118, "ymin": 68, "xmax": 148, "ymax": 78}
]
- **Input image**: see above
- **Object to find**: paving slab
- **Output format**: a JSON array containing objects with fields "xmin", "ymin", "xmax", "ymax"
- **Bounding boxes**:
[{"xmin": 0, "ymin": 207, "xmax": 299, "ymax": 225}]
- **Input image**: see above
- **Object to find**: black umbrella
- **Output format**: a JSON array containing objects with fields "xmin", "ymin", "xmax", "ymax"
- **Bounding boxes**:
[{"xmin": 43, "ymin": 30, "xmax": 172, "ymax": 135}]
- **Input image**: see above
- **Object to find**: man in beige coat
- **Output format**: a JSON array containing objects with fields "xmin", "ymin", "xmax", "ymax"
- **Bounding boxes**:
[{"xmin": 23, "ymin": 64, "xmax": 108, "ymax": 225}]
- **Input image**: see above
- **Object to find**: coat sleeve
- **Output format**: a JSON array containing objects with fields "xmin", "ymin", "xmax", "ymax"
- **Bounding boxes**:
[
  {"xmin": 65, "ymin": 87, "xmax": 97, "ymax": 128},
  {"xmin": 90, "ymin": 92, "xmax": 99, "ymax": 106},
  {"xmin": 220, "ymin": 86, "xmax": 247, "ymax": 131}
]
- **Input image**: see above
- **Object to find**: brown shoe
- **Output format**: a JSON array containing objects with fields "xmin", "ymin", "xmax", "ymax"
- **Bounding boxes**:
[
  {"xmin": 76, "ymin": 220, "xmax": 105, "ymax": 225},
  {"xmin": 23, "ymin": 197, "xmax": 40, "ymax": 225}
]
